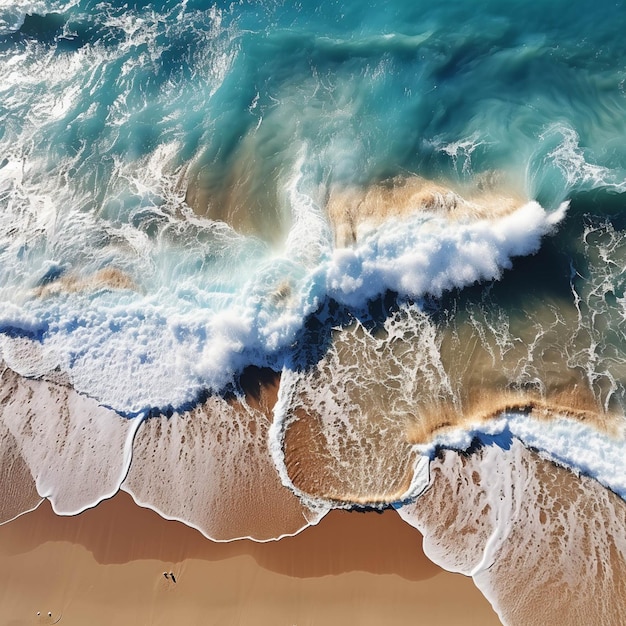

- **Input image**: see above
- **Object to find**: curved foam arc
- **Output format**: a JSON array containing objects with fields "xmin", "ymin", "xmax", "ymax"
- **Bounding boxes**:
[
  {"xmin": 399, "ymin": 446, "xmax": 519, "ymax": 577},
  {"xmin": 268, "ymin": 374, "xmax": 337, "ymax": 513},
  {"xmin": 396, "ymin": 441, "xmax": 626, "ymax": 626},
  {"xmin": 0, "ymin": 335, "xmax": 62, "ymax": 379},
  {"xmin": 122, "ymin": 393, "xmax": 328, "ymax": 542},
  {"xmin": 269, "ymin": 392, "xmax": 430, "ymax": 509},
  {"xmin": 413, "ymin": 410, "xmax": 626, "ymax": 500},
  {"xmin": 0, "ymin": 357, "xmax": 141, "ymax": 517},
  {"xmin": 536, "ymin": 124, "xmax": 626, "ymax": 193},
  {"xmin": 268, "ymin": 310, "xmax": 438, "ymax": 507}
]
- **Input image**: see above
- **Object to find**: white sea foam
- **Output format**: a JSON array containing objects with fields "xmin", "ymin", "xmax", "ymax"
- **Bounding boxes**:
[
  {"xmin": 413, "ymin": 411, "xmax": 626, "ymax": 500},
  {"xmin": 0, "ymin": 0, "xmax": 78, "ymax": 35},
  {"xmin": 0, "ymin": 189, "xmax": 567, "ymax": 414},
  {"xmin": 0, "ymin": 0, "xmax": 625, "ymax": 576},
  {"xmin": 324, "ymin": 200, "xmax": 567, "ymax": 308},
  {"xmin": 528, "ymin": 124, "xmax": 626, "ymax": 201},
  {"xmin": 544, "ymin": 125, "xmax": 625, "ymax": 190},
  {"xmin": 0, "ymin": 346, "xmax": 140, "ymax": 517},
  {"xmin": 435, "ymin": 132, "xmax": 491, "ymax": 175},
  {"xmin": 568, "ymin": 218, "xmax": 626, "ymax": 412}
]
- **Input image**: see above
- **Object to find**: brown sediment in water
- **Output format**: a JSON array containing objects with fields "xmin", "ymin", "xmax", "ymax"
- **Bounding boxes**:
[
  {"xmin": 282, "ymin": 405, "xmax": 419, "ymax": 506},
  {"xmin": 35, "ymin": 267, "xmax": 137, "ymax": 298},
  {"xmin": 184, "ymin": 134, "xmax": 290, "ymax": 247},
  {"xmin": 0, "ymin": 490, "xmax": 500, "ymax": 626},
  {"xmin": 394, "ymin": 282, "xmax": 624, "ymax": 446},
  {"xmin": 186, "ymin": 163, "xmax": 524, "ymax": 250},
  {"xmin": 327, "ymin": 174, "xmax": 526, "ymax": 247},
  {"xmin": 406, "ymin": 387, "xmax": 616, "ymax": 446}
]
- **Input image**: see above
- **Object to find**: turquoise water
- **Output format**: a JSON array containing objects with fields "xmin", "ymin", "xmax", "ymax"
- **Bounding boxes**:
[
  {"xmin": 1, "ymin": 0, "xmax": 626, "ymax": 528},
  {"xmin": 1, "ymin": 0, "xmax": 625, "ymax": 412},
  {"xmin": 1, "ymin": 4, "xmax": 626, "ymax": 622}
]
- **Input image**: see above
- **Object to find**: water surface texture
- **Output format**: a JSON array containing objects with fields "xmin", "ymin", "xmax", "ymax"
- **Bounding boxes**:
[{"xmin": 1, "ymin": 1, "xmax": 626, "ymax": 623}]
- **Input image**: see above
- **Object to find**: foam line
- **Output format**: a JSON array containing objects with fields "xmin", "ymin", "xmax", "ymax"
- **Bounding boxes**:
[
  {"xmin": 0, "ymin": 355, "xmax": 141, "ymax": 516},
  {"xmin": 413, "ymin": 411, "xmax": 626, "ymax": 501},
  {"xmin": 324, "ymin": 201, "xmax": 567, "ymax": 308}
]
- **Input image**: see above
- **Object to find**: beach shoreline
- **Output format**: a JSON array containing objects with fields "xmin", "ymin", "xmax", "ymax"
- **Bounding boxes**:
[{"xmin": 0, "ymin": 491, "xmax": 500, "ymax": 625}]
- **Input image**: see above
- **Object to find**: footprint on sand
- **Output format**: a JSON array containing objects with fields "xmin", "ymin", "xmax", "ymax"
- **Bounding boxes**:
[
  {"xmin": 35, "ymin": 610, "xmax": 62, "ymax": 624},
  {"xmin": 159, "ymin": 570, "xmax": 179, "ymax": 591}
]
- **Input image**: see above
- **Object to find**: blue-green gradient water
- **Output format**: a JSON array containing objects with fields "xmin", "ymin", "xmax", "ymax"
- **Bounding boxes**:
[
  {"xmin": 1, "ymin": 1, "xmax": 626, "ymax": 609},
  {"xmin": 2, "ymin": 0, "xmax": 625, "ymax": 408}
]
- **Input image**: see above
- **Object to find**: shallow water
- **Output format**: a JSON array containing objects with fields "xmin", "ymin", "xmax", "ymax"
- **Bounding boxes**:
[
  {"xmin": 398, "ymin": 441, "xmax": 626, "ymax": 625},
  {"xmin": 1, "ymin": 1, "xmax": 626, "ymax": 623}
]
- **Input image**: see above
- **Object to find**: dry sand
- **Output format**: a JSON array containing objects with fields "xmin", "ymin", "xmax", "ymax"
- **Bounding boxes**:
[{"xmin": 0, "ymin": 492, "xmax": 500, "ymax": 626}]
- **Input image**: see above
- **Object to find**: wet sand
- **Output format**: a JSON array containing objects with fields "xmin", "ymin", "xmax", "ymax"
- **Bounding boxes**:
[
  {"xmin": 0, "ymin": 491, "xmax": 500, "ymax": 625},
  {"xmin": 398, "ymin": 442, "xmax": 626, "ymax": 626}
]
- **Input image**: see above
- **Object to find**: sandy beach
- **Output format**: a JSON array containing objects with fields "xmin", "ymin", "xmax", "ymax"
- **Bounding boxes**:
[{"xmin": 0, "ymin": 492, "xmax": 500, "ymax": 625}]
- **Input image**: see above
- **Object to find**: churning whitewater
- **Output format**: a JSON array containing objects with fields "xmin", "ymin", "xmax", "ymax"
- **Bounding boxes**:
[{"xmin": 1, "ymin": 1, "xmax": 626, "ymax": 623}]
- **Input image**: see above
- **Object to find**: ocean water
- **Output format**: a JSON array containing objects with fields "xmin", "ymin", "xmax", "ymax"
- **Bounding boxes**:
[{"xmin": 1, "ymin": 0, "xmax": 626, "ymax": 622}]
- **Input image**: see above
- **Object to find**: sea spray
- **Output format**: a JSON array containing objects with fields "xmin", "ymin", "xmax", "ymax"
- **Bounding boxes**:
[{"xmin": 0, "ymin": 7, "xmax": 626, "ymax": 625}]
